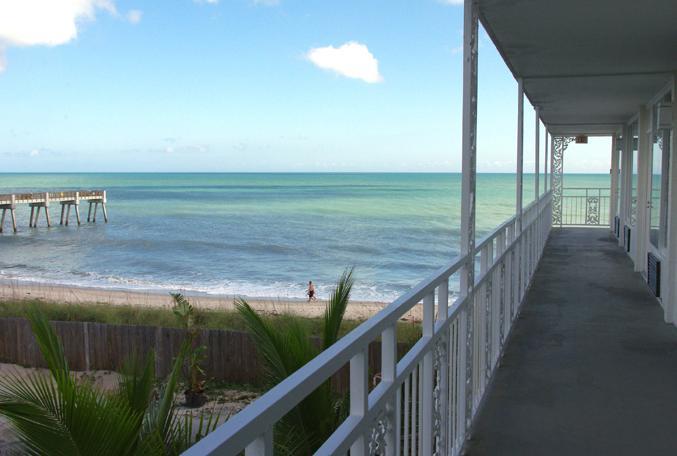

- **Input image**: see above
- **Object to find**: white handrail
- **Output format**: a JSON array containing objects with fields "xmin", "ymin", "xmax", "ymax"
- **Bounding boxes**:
[{"xmin": 185, "ymin": 190, "xmax": 553, "ymax": 456}]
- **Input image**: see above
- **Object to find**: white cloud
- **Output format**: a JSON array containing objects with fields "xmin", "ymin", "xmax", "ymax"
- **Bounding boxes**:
[
  {"xmin": 30, "ymin": 149, "xmax": 40, "ymax": 157},
  {"xmin": 193, "ymin": 0, "xmax": 219, "ymax": 4},
  {"xmin": 252, "ymin": 0, "xmax": 280, "ymax": 5},
  {"xmin": 306, "ymin": 41, "xmax": 382, "ymax": 84},
  {"xmin": 438, "ymin": 0, "xmax": 463, "ymax": 5},
  {"xmin": 0, "ymin": 0, "xmax": 121, "ymax": 72},
  {"xmin": 126, "ymin": 9, "xmax": 142, "ymax": 24}
]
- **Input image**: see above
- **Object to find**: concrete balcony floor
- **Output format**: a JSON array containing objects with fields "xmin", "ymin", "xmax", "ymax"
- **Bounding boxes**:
[{"xmin": 467, "ymin": 228, "xmax": 677, "ymax": 455}]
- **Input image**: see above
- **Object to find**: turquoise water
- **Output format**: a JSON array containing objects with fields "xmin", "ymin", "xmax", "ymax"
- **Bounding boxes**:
[{"xmin": 0, "ymin": 173, "xmax": 609, "ymax": 301}]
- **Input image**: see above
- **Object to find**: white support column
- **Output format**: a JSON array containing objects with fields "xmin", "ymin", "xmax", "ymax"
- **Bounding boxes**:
[
  {"xmin": 635, "ymin": 106, "xmax": 651, "ymax": 272},
  {"xmin": 610, "ymin": 135, "xmax": 620, "ymax": 230},
  {"xmin": 619, "ymin": 124, "xmax": 632, "ymax": 247},
  {"xmin": 460, "ymin": 0, "xmax": 478, "ymax": 432},
  {"xmin": 535, "ymin": 108, "xmax": 540, "ymax": 200},
  {"xmin": 664, "ymin": 77, "xmax": 677, "ymax": 324},
  {"xmin": 515, "ymin": 80, "xmax": 524, "ymax": 305},
  {"xmin": 544, "ymin": 129, "xmax": 549, "ymax": 191},
  {"xmin": 516, "ymin": 79, "xmax": 524, "ymax": 233}
]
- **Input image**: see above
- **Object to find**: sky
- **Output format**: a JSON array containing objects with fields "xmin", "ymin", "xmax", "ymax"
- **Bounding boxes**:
[{"xmin": 0, "ymin": 0, "xmax": 612, "ymax": 173}]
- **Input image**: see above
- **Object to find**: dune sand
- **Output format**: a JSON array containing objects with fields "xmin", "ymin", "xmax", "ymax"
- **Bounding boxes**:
[{"xmin": 0, "ymin": 280, "xmax": 422, "ymax": 322}]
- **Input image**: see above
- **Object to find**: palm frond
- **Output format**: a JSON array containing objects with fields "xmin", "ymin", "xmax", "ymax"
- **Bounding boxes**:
[
  {"xmin": 0, "ymin": 309, "xmax": 145, "ymax": 456},
  {"xmin": 119, "ymin": 352, "xmax": 156, "ymax": 415},
  {"xmin": 322, "ymin": 267, "xmax": 354, "ymax": 349},
  {"xmin": 171, "ymin": 293, "xmax": 194, "ymax": 330},
  {"xmin": 235, "ymin": 298, "xmax": 291, "ymax": 384},
  {"xmin": 25, "ymin": 305, "xmax": 71, "ymax": 387}
]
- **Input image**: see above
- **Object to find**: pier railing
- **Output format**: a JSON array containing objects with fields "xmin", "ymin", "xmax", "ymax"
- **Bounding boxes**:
[
  {"xmin": 0, "ymin": 190, "xmax": 105, "ymax": 205},
  {"xmin": 0, "ymin": 190, "xmax": 107, "ymax": 232},
  {"xmin": 185, "ymin": 191, "xmax": 553, "ymax": 456},
  {"xmin": 559, "ymin": 187, "xmax": 610, "ymax": 226}
]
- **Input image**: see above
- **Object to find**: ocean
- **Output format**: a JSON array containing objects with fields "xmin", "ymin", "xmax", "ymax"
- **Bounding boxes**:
[{"xmin": 0, "ymin": 173, "xmax": 609, "ymax": 302}]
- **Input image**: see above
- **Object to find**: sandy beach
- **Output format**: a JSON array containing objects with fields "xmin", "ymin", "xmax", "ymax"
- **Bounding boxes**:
[{"xmin": 0, "ymin": 280, "xmax": 422, "ymax": 321}]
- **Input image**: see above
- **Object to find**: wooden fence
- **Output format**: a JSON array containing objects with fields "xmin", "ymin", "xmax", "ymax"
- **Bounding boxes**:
[{"xmin": 0, "ymin": 318, "xmax": 403, "ymax": 389}]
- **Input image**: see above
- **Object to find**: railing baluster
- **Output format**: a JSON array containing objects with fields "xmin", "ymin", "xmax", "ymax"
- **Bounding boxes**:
[
  {"xmin": 437, "ymin": 281, "xmax": 449, "ymax": 455},
  {"xmin": 245, "ymin": 428, "xmax": 273, "ymax": 456},
  {"xmin": 421, "ymin": 292, "xmax": 434, "ymax": 455},
  {"xmin": 395, "ymin": 382, "xmax": 401, "ymax": 456},
  {"xmin": 411, "ymin": 364, "xmax": 418, "ymax": 456},
  {"xmin": 381, "ymin": 325, "xmax": 397, "ymax": 456},
  {"xmin": 418, "ymin": 359, "xmax": 424, "ymax": 455},
  {"xmin": 350, "ymin": 349, "xmax": 369, "ymax": 456},
  {"xmin": 404, "ymin": 376, "xmax": 410, "ymax": 456}
]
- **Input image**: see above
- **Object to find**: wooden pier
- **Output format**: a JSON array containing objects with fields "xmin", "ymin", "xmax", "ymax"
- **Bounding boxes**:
[{"xmin": 0, "ymin": 190, "xmax": 108, "ymax": 233}]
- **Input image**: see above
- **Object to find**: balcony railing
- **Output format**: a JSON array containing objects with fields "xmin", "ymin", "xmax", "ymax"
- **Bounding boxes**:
[
  {"xmin": 184, "ymin": 192, "xmax": 553, "ymax": 456},
  {"xmin": 559, "ymin": 187, "xmax": 610, "ymax": 226}
]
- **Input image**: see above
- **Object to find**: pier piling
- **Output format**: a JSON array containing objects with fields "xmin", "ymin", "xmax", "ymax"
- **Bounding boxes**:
[{"xmin": 0, "ymin": 195, "xmax": 17, "ymax": 233}]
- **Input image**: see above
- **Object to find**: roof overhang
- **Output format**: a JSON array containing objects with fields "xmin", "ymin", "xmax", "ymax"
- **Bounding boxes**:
[{"xmin": 478, "ymin": 0, "xmax": 677, "ymax": 136}]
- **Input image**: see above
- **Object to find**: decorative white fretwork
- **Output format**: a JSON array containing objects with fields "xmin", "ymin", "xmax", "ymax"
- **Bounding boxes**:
[
  {"xmin": 499, "ymin": 261, "xmax": 506, "ymax": 348},
  {"xmin": 367, "ymin": 410, "xmax": 389, "ymax": 455},
  {"xmin": 484, "ymin": 277, "xmax": 493, "ymax": 381},
  {"xmin": 432, "ymin": 336, "xmax": 447, "ymax": 456},
  {"xmin": 585, "ymin": 196, "xmax": 600, "ymax": 225},
  {"xmin": 551, "ymin": 136, "xmax": 574, "ymax": 226}
]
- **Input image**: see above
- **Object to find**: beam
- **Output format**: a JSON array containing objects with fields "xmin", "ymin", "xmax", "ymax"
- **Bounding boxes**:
[{"xmin": 521, "ymin": 70, "xmax": 673, "ymax": 80}]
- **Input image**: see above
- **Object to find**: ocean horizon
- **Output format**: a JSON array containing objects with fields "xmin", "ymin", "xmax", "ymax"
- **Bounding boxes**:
[{"xmin": 0, "ymin": 172, "xmax": 609, "ymax": 302}]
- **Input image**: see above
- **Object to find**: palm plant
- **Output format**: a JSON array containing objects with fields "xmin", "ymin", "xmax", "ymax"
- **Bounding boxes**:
[
  {"xmin": 0, "ymin": 306, "xmax": 220, "ymax": 455},
  {"xmin": 235, "ymin": 267, "xmax": 354, "ymax": 454},
  {"xmin": 171, "ymin": 293, "xmax": 207, "ymax": 407}
]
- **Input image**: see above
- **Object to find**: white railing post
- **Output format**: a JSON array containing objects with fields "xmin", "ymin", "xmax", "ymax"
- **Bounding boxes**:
[
  {"xmin": 506, "ymin": 222, "xmax": 515, "ymax": 327},
  {"xmin": 421, "ymin": 292, "xmax": 435, "ymax": 455},
  {"xmin": 437, "ymin": 280, "xmax": 449, "ymax": 455},
  {"xmin": 381, "ymin": 325, "xmax": 397, "ymax": 456},
  {"xmin": 245, "ymin": 429, "xmax": 273, "ymax": 456},
  {"xmin": 350, "ymin": 349, "xmax": 369, "ymax": 456}
]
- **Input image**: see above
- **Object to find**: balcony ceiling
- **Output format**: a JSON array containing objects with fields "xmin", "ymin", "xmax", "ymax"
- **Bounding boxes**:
[{"xmin": 478, "ymin": 0, "xmax": 677, "ymax": 136}]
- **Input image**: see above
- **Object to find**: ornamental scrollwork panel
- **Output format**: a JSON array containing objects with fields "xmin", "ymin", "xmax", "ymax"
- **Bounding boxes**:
[
  {"xmin": 367, "ymin": 410, "xmax": 389, "ymax": 455},
  {"xmin": 585, "ymin": 196, "xmax": 600, "ymax": 225},
  {"xmin": 551, "ymin": 136, "xmax": 574, "ymax": 226}
]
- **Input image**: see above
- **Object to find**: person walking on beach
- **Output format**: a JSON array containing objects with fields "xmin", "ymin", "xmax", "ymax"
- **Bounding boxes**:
[{"xmin": 307, "ymin": 280, "xmax": 316, "ymax": 302}]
